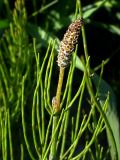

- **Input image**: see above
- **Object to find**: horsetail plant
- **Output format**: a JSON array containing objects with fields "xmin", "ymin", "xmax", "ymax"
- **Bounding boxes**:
[
  {"xmin": 53, "ymin": 18, "xmax": 84, "ymax": 113},
  {"xmin": 1, "ymin": 0, "xmax": 119, "ymax": 159},
  {"xmin": 50, "ymin": 18, "xmax": 84, "ymax": 160}
]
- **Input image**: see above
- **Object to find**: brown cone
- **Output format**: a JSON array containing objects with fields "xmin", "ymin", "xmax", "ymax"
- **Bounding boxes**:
[{"xmin": 57, "ymin": 18, "xmax": 84, "ymax": 68}]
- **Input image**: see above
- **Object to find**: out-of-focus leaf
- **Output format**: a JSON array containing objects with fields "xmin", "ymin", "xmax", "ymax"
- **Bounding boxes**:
[
  {"xmin": 48, "ymin": 10, "xmax": 62, "ymax": 30},
  {"xmin": 26, "ymin": 22, "xmax": 59, "ymax": 52},
  {"xmin": 102, "ymin": 24, "xmax": 120, "ymax": 35},
  {"xmin": 92, "ymin": 73, "xmax": 120, "ymax": 160},
  {"xmin": 83, "ymin": 7, "xmax": 98, "ymax": 19},
  {"xmin": 75, "ymin": 55, "xmax": 84, "ymax": 71},
  {"xmin": 75, "ymin": 56, "xmax": 120, "ymax": 160},
  {"xmin": 89, "ymin": 21, "xmax": 120, "ymax": 35},
  {"xmin": 108, "ymin": 25, "xmax": 120, "ymax": 35},
  {"xmin": 0, "ymin": 0, "xmax": 3, "ymax": 9},
  {"xmin": 48, "ymin": 10, "xmax": 72, "ymax": 31},
  {"xmin": 116, "ymin": 13, "xmax": 120, "ymax": 20},
  {"xmin": 31, "ymin": 0, "xmax": 58, "ymax": 17},
  {"xmin": 27, "ymin": 22, "xmax": 53, "ymax": 47},
  {"xmin": 104, "ymin": 0, "xmax": 120, "ymax": 10},
  {"xmin": 0, "ymin": 19, "xmax": 9, "ymax": 29},
  {"xmin": 83, "ymin": 0, "xmax": 107, "ymax": 19}
]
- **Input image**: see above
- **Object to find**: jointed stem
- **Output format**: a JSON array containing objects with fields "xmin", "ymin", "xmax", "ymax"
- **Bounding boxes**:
[
  {"xmin": 55, "ymin": 67, "xmax": 65, "ymax": 111},
  {"xmin": 50, "ymin": 67, "xmax": 65, "ymax": 159}
]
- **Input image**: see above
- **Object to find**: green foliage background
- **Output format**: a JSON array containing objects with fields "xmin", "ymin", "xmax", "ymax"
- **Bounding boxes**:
[{"xmin": 0, "ymin": 0, "xmax": 120, "ymax": 159}]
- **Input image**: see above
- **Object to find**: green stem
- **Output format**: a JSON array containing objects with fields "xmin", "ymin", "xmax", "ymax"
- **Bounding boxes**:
[
  {"xmin": 4, "ymin": 111, "xmax": 7, "ymax": 160},
  {"xmin": 20, "ymin": 143, "xmax": 24, "ymax": 160},
  {"xmin": 8, "ymin": 109, "xmax": 13, "ymax": 160},
  {"xmin": 74, "ymin": 78, "xmax": 85, "ymax": 139},
  {"xmin": 32, "ymin": 95, "xmax": 41, "ymax": 158},
  {"xmin": 43, "ymin": 111, "xmax": 64, "ymax": 160},
  {"xmin": 21, "ymin": 76, "xmax": 35, "ymax": 160},
  {"xmin": 50, "ymin": 67, "xmax": 65, "ymax": 159},
  {"xmin": 78, "ymin": 0, "xmax": 89, "ymax": 69},
  {"xmin": 60, "ymin": 53, "xmax": 76, "ymax": 156},
  {"xmin": 85, "ymin": 71, "xmax": 118, "ymax": 159},
  {"xmin": 56, "ymin": 67, "xmax": 65, "ymax": 110}
]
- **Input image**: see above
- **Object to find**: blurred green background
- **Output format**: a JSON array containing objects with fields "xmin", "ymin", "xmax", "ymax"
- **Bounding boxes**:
[
  {"xmin": 0, "ymin": 0, "xmax": 119, "ymax": 117},
  {"xmin": 0, "ymin": 0, "xmax": 120, "ymax": 159}
]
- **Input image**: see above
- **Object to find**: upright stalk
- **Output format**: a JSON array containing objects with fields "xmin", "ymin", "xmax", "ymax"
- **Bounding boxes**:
[
  {"xmin": 50, "ymin": 67, "xmax": 65, "ymax": 159},
  {"xmin": 50, "ymin": 18, "xmax": 83, "ymax": 159}
]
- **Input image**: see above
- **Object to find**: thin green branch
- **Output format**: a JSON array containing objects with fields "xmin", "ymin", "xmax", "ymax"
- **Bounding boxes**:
[
  {"xmin": 30, "ymin": 0, "xmax": 58, "ymax": 17},
  {"xmin": 21, "ymin": 76, "xmax": 35, "ymax": 160},
  {"xmin": 32, "ymin": 94, "xmax": 41, "ymax": 158},
  {"xmin": 84, "ymin": 65, "xmax": 118, "ymax": 159},
  {"xmin": 60, "ymin": 115, "xmax": 87, "ymax": 160},
  {"xmin": 20, "ymin": 143, "xmax": 24, "ymax": 160},
  {"xmin": 60, "ymin": 51, "xmax": 77, "ymax": 156},
  {"xmin": 71, "ymin": 105, "xmax": 106, "ymax": 160},
  {"xmin": 43, "ymin": 111, "xmax": 64, "ymax": 160},
  {"xmin": 7, "ymin": 109, "xmax": 13, "ymax": 160},
  {"xmin": 74, "ymin": 77, "xmax": 85, "ymax": 139},
  {"xmin": 64, "ymin": 73, "xmax": 85, "ymax": 112},
  {"xmin": 43, "ymin": 115, "xmax": 53, "ymax": 156},
  {"xmin": 78, "ymin": 0, "xmax": 89, "ymax": 68}
]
